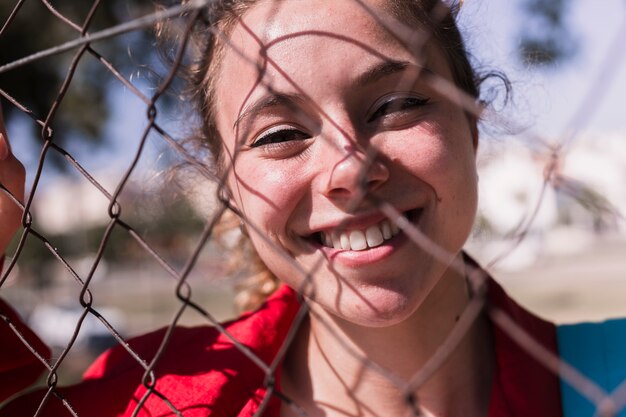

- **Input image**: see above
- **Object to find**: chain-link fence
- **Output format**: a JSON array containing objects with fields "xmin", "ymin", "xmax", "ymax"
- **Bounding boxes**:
[{"xmin": 1, "ymin": 0, "xmax": 625, "ymax": 416}]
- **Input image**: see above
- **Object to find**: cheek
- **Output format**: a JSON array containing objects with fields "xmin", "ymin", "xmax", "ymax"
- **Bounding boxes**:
[
  {"xmin": 433, "ymin": 142, "xmax": 478, "ymax": 215},
  {"xmin": 387, "ymin": 128, "xmax": 473, "ymax": 183},
  {"xmin": 229, "ymin": 160, "xmax": 313, "ymax": 286},
  {"xmin": 231, "ymin": 159, "xmax": 308, "ymax": 232},
  {"xmin": 385, "ymin": 122, "xmax": 478, "ymax": 215},
  {"xmin": 423, "ymin": 130, "xmax": 478, "ymax": 239}
]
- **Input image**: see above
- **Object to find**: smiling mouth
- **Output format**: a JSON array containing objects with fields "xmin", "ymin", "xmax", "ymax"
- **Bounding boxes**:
[{"xmin": 311, "ymin": 209, "xmax": 422, "ymax": 251}]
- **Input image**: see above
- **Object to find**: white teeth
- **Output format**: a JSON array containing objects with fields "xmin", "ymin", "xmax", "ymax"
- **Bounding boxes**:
[
  {"xmin": 349, "ymin": 230, "xmax": 367, "ymax": 251},
  {"xmin": 390, "ymin": 220, "xmax": 400, "ymax": 235},
  {"xmin": 340, "ymin": 233, "xmax": 351, "ymax": 250},
  {"xmin": 365, "ymin": 225, "xmax": 384, "ymax": 248},
  {"xmin": 381, "ymin": 221, "xmax": 392, "ymax": 240},
  {"xmin": 320, "ymin": 216, "xmax": 406, "ymax": 251},
  {"xmin": 332, "ymin": 232, "xmax": 341, "ymax": 249}
]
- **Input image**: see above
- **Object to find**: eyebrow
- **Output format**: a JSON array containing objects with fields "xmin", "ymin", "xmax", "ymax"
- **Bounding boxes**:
[
  {"xmin": 356, "ymin": 60, "xmax": 432, "ymax": 87},
  {"xmin": 232, "ymin": 60, "xmax": 431, "ymax": 131},
  {"xmin": 357, "ymin": 60, "xmax": 409, "ymax": 86},
  {"xmin": 233, "ymin": 93, "xmax": 304, "ymax": 131}
]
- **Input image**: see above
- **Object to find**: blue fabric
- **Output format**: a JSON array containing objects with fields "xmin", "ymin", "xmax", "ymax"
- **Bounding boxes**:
[{"xmin": 557, "ymin": 318, "xmax": 626, "ymax": 417}]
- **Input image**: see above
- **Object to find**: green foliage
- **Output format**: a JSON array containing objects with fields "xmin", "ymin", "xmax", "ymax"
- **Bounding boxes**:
[
  {"xmin": 0, "ymin": 0, "xmax": 154, "ymax": 151},
  {"xmin": 517, "ymin": 0, "xmax": 580, "ymax": 67}
]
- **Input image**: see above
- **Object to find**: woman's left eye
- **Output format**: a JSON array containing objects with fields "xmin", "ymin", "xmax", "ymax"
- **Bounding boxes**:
[{"xmin": 367, "ymin": 95, "xmax": 430, "ymax": 123}]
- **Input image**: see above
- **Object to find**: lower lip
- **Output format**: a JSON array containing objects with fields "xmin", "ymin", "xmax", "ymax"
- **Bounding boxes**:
[{"xmin": 318, "ymin": 232, "xmax": 409, "ymax": 268}]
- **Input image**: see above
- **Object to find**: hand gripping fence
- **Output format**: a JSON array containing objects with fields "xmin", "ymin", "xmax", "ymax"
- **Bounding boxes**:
[{"xmin": 0, "ymin": 1, "xmax": 625, "ymax": 416}]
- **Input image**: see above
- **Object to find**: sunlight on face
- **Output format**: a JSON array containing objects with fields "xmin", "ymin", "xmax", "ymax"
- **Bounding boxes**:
[{"xmin": 215, "ymin": 0, "xmax": 478, "ymax": 327}]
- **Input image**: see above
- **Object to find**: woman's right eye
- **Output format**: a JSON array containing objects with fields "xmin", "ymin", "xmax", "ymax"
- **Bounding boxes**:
[{"xmin": 251, "ymin": 127, "xmax": 310, "ymax": 148}]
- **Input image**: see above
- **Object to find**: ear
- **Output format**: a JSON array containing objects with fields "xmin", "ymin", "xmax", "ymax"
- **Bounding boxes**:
[
  {"xmin": 465, "ymin": 111, "xmax": 479, "ymax": 153},
  {"xmin": 218, "ymin": 185, "xmax": 237, "ymax": 210},
  {"xmin": 470, "ymin": 119, "xmax": 479, "ymax": 152},
  {"xmin": 469, "ymin": 100, "xmax": 486, "ymax": 152}
]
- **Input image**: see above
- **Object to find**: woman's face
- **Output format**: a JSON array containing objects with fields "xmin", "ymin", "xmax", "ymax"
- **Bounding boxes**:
[{"xmin": 215, "ymin": 0, "xmax": 478, "ymax": 327}]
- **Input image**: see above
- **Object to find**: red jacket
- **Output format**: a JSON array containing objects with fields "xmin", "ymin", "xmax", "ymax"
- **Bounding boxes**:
[{"xmin": 0, "ymin": 264, "xmax": 562, "ymax": 416}]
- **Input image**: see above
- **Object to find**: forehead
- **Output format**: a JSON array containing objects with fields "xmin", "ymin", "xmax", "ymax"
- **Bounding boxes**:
[
  {"xmin": 234, "ymin": 0, "xmax": 395, "ymax": 46},
  {"xmin": 215, "ymin": 0, "xmax": 446, "ymax": 134},
  {"xmin": 222, "ymin": 0, "xmax": 403, "ymax": 74}
]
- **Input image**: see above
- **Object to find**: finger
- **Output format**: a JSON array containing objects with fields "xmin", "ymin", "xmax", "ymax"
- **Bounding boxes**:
[
  {"xmin": 0, "ymin": 100, "xmax": 25, "ymax": 202},
  {"xmin": 0, "ymin": 101, "xmax": 11, "ymax": 161},
  {"xmin": 0, "ymin": 102, "xmax": 25, "ymax": 254}
]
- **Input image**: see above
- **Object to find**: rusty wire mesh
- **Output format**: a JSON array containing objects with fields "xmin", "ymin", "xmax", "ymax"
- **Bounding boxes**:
[{"xmin": 0, "ymin": 0, "xmax": 625, "ymax": 416}]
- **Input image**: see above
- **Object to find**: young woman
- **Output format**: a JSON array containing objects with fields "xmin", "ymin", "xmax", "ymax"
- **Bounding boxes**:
[{"xmin": 0, "ymin": 0, "xmax": 563, "ymax": 416}]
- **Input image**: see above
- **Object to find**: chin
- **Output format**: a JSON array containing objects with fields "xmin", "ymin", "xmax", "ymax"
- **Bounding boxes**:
[{"xmin": 318, "ymin": 281, "xmax": 428, "ymax": 328}]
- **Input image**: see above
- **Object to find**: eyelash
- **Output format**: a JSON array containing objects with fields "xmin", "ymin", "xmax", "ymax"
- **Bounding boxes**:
[
  {"xmin": 367, "ymin": 95, "xmax": 430, "ymax": 123},
  {"xmin": 251, "ymin": 126, "xmax": 310, "ymax": 148},
  {"xmin": 250, "ymin": 94, "xmax": 429, "ymax": 149}
]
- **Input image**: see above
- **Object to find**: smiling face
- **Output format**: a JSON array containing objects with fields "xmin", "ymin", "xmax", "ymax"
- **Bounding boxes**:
[{"xmin": 214, "ymin": 0, "xmax": 479, "ymax": 327}]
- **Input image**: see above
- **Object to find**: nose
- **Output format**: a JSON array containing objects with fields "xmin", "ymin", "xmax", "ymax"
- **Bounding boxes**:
[{"xmin": 323, "ymin": 143, "xmax": 390, "ymax": 203}]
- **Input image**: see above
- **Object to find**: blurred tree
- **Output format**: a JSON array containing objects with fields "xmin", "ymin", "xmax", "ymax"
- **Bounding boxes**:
[
  {"xmin": 517, "ymin": 0, "xmax": 580, "ymax": 67},
  {"xmin": 0, "ymin": 0, "xmax": 155, "ymax": 151},
  {"xmin": 1, "ymin": 1, "xmax": 209, "ymax": 276}
]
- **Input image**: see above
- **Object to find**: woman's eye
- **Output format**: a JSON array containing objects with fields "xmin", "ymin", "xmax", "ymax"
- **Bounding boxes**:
[
  {"xmin": 251, "ymin": 127, "xmax": 310, "ymax": 148},
  {"xmin": 368, "ymin": 95, "xmax": 430, "ymax": 123}
]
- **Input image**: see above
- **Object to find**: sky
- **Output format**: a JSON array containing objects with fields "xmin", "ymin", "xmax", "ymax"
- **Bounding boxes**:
[{"xmin": 460, "ymin": 0, "xmax": 626, "ymax": 139}]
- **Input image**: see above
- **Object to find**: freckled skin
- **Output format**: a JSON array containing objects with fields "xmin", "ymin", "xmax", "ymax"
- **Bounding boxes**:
[{"xmin": 216, "ymin": 0, "xmax": 478, "ymax": 328}]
